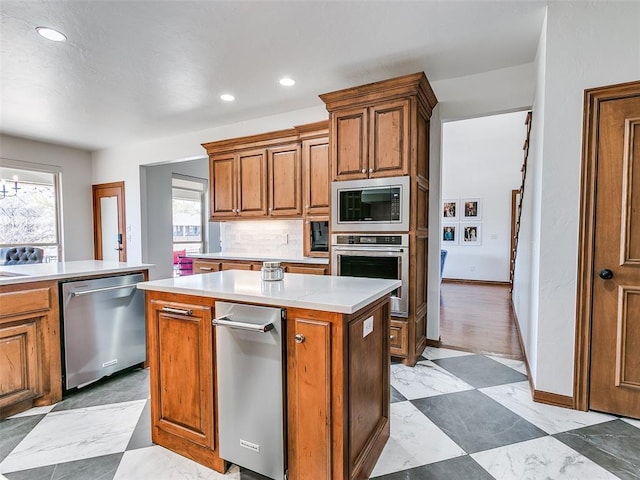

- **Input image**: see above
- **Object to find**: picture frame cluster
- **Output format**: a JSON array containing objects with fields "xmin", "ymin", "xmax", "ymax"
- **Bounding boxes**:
[{"xmin": 442, "ymin": 198, "xmax": 482, "ymax": 245}]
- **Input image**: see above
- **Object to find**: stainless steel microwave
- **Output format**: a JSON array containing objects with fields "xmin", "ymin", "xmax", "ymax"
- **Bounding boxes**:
[{"xmin": 331, "ymin": 176, "xmax": 410, "ymax": 232}]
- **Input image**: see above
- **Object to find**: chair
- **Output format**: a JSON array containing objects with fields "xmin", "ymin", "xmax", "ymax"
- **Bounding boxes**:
[{"xmin": 1, "ymin": 246, "xmax": 45, "ymax": 265}]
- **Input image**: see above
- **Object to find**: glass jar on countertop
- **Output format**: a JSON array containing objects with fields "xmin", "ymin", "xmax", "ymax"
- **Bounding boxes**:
[{"xmin": 261, "ymin": 261, "xmax": 284, "ymax": 281}]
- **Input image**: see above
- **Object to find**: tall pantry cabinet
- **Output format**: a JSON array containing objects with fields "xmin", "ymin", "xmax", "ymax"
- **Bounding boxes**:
[{"xmin": 320, "ymin": 72, "xmax": 438, "ymax": 366}]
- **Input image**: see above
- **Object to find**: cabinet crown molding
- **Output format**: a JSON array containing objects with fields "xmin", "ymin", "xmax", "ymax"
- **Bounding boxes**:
[{"xmin": 319, "ymin": 71, "xmax": 438, "ymax": 115}]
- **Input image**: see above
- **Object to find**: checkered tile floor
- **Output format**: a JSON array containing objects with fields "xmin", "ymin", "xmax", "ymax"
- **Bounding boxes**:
[{"xmin": 1, "ymin": 347, "xmax": 639, "ymax": 480}]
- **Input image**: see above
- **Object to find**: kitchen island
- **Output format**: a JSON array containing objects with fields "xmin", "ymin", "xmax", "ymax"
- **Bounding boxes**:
[
  {"xmin": 138, "ymin": 270, "xmax": 400, "ymax": 480},
  {"xmin": 0, "ymin": 261, "xmax": 151, "ymax": 419}
]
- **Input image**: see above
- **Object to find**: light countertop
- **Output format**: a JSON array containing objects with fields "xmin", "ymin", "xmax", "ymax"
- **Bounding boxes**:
[
  {"xmin": 0, "ymin": 260, "xmax": 153, "ymax": 286},
  {"xmin": 188, "ymin": 253, "xmax": 329, "ymax": 265},
  {"xmin": 137, "ymin": 270, "xmax": 399, "ymax": 314}
]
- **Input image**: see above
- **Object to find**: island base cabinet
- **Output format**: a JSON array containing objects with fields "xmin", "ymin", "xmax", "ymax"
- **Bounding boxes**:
[
  {"xmin": 287, "ymin": 297, "xmax": 391, "ymax": 480},
  {"xmin": 147, "ymin": 293, "xmax": 226, "ymax": 473}
]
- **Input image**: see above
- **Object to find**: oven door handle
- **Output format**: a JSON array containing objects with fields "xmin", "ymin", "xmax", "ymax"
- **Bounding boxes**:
[{"xmin": 333, "ymin": 247, "xmax": 405, "ymax": 253}]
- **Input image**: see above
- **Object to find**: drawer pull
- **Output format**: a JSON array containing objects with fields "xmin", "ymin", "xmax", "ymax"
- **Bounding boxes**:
[
  {"xmin": 162, "ymin": 306, "xmax": 193, "ymax": 316},
  {"xmin": 199, "ymin": 267, "xmax": 213, "ymax": 271}
]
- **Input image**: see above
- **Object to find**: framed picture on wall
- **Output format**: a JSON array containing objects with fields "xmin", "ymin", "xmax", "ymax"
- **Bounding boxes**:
[
  {"xmin": 442, "ymin": 223, "xmax": 458, "ymax": 245},
  {"xmin": 462, "ymin": 198, "xmax": 482, "ymax": 220},
  {"xmin": 462, "ymin": 223, "xmax": 482, "ymax": 245},
  {"xmin": 442, "ymin": 199, "xmax": 459, "ymax": 220}
]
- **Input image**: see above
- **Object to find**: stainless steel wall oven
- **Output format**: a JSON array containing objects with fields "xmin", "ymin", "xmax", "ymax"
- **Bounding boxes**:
[{"xmin": 331, "ymin": 234, "xmax": 409, "ymax": 317}]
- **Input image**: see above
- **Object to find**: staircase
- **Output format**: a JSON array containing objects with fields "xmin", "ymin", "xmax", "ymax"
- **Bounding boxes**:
[{"xmin": 510, "ymin": 111, "xmax": 532, "ymax": 291}]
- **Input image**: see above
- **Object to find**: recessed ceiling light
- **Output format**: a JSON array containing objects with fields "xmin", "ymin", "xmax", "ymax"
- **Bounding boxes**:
[
  {"xmin": 220, "ymin": 94, "xmax": 235, "ymax": 102},
  {"xmin": 279, "ymin": 77, "xmax": 295, "ymax": 87},
  {"xmin": 35, "ymin": 26, "xmax": 67, "ymax": 42}
]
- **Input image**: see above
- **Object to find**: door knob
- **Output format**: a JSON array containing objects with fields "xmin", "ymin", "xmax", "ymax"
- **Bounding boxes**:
[
  {"xmin": 294, "ymin": 334, "xmax": 305, "ymax": 344},
  {"xmin": 599, "ymin": 269, "xmax": 614, "ymax": 280}
]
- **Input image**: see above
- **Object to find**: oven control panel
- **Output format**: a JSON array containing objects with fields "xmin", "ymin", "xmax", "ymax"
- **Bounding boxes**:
[{"xmin": 334, "ymin": 234, "xmax": 404, "ymax": 246}]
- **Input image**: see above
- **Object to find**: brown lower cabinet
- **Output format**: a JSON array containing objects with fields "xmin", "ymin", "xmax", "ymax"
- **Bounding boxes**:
[
  {"xmin": 0, "ymin": 281, "xmax": 62, "ymax": 419},
  {"xmin": 191, "ymin": 258, "xmax": 329, "ymax": 276},
  {"xmin": 145, "ymin": 290, "xmax": 390, "ymax": 479}
]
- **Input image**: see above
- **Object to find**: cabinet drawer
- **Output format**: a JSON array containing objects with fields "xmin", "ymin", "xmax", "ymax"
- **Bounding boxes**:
[
  {"xmin": 389, "ymin": 322, "xmax": 407, "ymax": 356},
  {"xmin": 285, "ymin": 265, "xmax": 328, "ymax": 275},
  {"xmin": 0, "ymin": 287, "xmax": 51, "ymax": 318},
  {"xmin": 221, "ymin": 262, "xmax": 254, "ymax": 271},
  {"xmin": 192, "ymin": 260, "xmax": 221, "ymax": 274}
]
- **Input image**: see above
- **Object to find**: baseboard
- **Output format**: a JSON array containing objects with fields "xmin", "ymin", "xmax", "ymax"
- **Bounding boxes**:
[
  {"xmin": 425, "ymin": 338, "xmax": 441, "ymax": 348},
  {"xmin": 510, "ymin": 299, "xmax": 575, "ymax": 410},
  {"xmin": 442, "ymin": 278, "xmax": 510, "ymax": 286},
  {"xmin": 533, "ymin": 390, "xmax": 574, "ymax": 408}
]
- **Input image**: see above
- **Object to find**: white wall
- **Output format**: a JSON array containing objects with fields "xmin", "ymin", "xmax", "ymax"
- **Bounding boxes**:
[
  {"xmin": 513, "ymin": 10, "xmax": 547, "ymax": 390},
  {"xmin": 426, "ymin": 104, "xmax": 442, "ymax": 341},
  {"xmin": 440, "ymin": 111, "xmax": 528, "ymax": 282},
  {"xmin": 513, "ymin": 2, "xmax": 640, "ymax": 397},
  {"xmin": 141, "ymin": 158, "xmax": 217, "ymax": 280},
  {"xmin": 92, "ymin": 105, "xmax": 328, "ymax": 263},
  {"xmin": 0, "ymin": 134, "xmax": 93, "ymax": 261}
]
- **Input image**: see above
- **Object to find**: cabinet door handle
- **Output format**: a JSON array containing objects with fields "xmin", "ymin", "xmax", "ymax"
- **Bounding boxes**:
[
  {"xmin": 294, "ymin": 334, "xmax": 305, "ymax": 344},
  {"xmin": 369, "ymin": 168, "xmax": 373, "ymax": 173},
  {"xmin": 361, "ymin": 169, "xmax": 366, "ymax": 173},
  {"xmin": 162, "ymin": 306, "xmax": 193, "ymax": 316}
]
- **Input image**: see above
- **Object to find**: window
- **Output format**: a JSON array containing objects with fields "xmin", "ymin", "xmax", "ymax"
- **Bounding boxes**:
[
  {"xmin": 172, "ymin": 176, "xmax": 206, "ymax": 256},
  {"xmin": 0, "ymin": 164, "xmax": 62, "ymax": 262}
]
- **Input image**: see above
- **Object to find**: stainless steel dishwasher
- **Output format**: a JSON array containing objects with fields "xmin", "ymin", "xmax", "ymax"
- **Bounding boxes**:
[
  {"xmin": 60, "ymin": 273, "xmax": 146, "ymax": 390},
  {"xmin": 214, "ymin": 301, "xmax": 286, "ymax": 480}
]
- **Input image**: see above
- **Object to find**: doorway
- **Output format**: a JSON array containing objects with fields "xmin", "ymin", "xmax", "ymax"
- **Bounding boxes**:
[
  {"xmin": 92, "ymin": 182, "xmax": 126, "ymax": 262},
  {"xmin": 439, "ymin": 111, "xmax": 528, "ymax": 355},
  {"xmin": 575, "ymin": 81, "xmax": 640, "ymax": 418}
]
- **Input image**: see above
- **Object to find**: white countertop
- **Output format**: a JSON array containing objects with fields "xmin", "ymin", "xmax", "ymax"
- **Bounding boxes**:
[
  {"xmin": 0, "ymin": 260, "xmax": 153, "ymax": 285},
  {"xmin": 138, "ymin": 270, "xmax": 399, "ymax": 314},
  {"xmin": 188, "ymin": 253, "xmax": 329, "ymax": 265}
]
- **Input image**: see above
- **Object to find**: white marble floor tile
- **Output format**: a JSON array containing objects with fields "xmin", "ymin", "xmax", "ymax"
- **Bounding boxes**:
[
  {"xmin": 0, "ymin": 399, "xmax": 146, "ymax": 474},
  {"xmin": 622, "ymin": 417, "xmax": 640, "ymax": 429},
  {"xmin": 8, "ymin": 404, "xmax": 56, "ymax": 419},
  {"xmin": 479, "ymin": 381, "xmax": 615, "ymax": 434},
  {"xmin": 114, "ymin": 446, "xmax": 240, "ymax": 480},
  {"xmin": 391, "ymin": 360, "xmax": 474, "ymax": 400},
  {"xmin": 422, "ymin": 346, "xmax": 474, "ymax": 360},
  {"xmin": 371, "ymin": 401, "xmax": 466, "ymax": 477},
  {"xmin": 472, "ymin": 436, "xmax": 620, "ymax": 480},
  {"xmin": 488, "ymin": 355, "xmax": 528, "ymax": 374}
]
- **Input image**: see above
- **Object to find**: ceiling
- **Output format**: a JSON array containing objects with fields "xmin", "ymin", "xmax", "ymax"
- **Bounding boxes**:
[{"xmin": 0, "ymin": 1, "xmax": 547, "ymax": 152}]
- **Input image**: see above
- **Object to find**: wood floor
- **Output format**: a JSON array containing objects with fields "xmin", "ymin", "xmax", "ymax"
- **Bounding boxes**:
[{"xmin": 439, "ymin": 281, "xmax": 523, "ymax": 359}]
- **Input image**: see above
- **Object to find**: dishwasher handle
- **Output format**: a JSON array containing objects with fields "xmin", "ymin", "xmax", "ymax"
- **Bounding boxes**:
[
  {"xmin": 213, "ymin": 316, "xmax": 274, "ymax": 333},
  {"xmin": 70, "ymin": 284, "xmax": 137, "ymax": 297}
]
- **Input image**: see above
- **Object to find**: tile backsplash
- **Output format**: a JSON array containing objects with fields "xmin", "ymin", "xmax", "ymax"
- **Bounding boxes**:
[{"xmin": 220, "ymin": 219, "xmax": 304, "ymax": 258}]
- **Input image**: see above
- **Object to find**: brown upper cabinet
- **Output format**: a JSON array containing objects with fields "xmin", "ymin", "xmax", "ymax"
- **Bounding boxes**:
[
  {"xmin": 203, "ymin": 122, "xmax": 328, "ymax": 221},
  {"xmin": 297, "ymin": 121, "xmax": 330, "ymax": 216},
  {"xmin": 321, "ymin": 74, "xmax": 436, "ymax": 183},
  {"xmin": 328, "ymin": 100, "xmax": 410, "ymax": 181}
]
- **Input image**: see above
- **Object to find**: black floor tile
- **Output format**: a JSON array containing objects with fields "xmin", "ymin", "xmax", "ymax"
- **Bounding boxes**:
[
  {"xmin": 554, "ymin": 419, "xmax": 640, "ymax": 480},
  {"xmin": 412, "ymin": 389, "xmax": 546, "ymax": 454},
  {"xmin": 3, "ymin": 453, "xmax": 123, "ymax": 480},
  {"xmin": 432, "ymin": 355, "xmax": 526, "ymax": 388},
  {"xmin": 371, "ymin": 455, "xmax": 493, "ymax": 479},
  {"xmin": 391, "ymin": 386, "xmax": 406, "ymax": 403},
  {"xmin": 53, "ymin": 367, "xmax": 149, "ymax": 412},
  {"xmin": 0, "ymin": 415, "xmax": 46, "ymax": 462},
  {"xmin": 239, "ymin": 466, "xmax": 272, "ymax": 479},
  {"xmin": 125, "ymin": 399, "xmax": 152, "ymax": 451}
]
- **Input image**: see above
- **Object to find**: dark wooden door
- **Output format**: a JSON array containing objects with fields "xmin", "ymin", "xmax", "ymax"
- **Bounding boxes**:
[
  {"xmin": 92, "ymin": 182, "xmax": 126, "ymax": 261},
  {"xmin": 587, "ymin": 83, "xmax": 640, "ymax": 418}
]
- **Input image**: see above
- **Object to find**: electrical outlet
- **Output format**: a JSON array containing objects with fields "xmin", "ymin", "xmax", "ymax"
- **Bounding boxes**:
[{"xmin": 282, "ymin": 233, "xmax": 288, "ymax": 245}]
